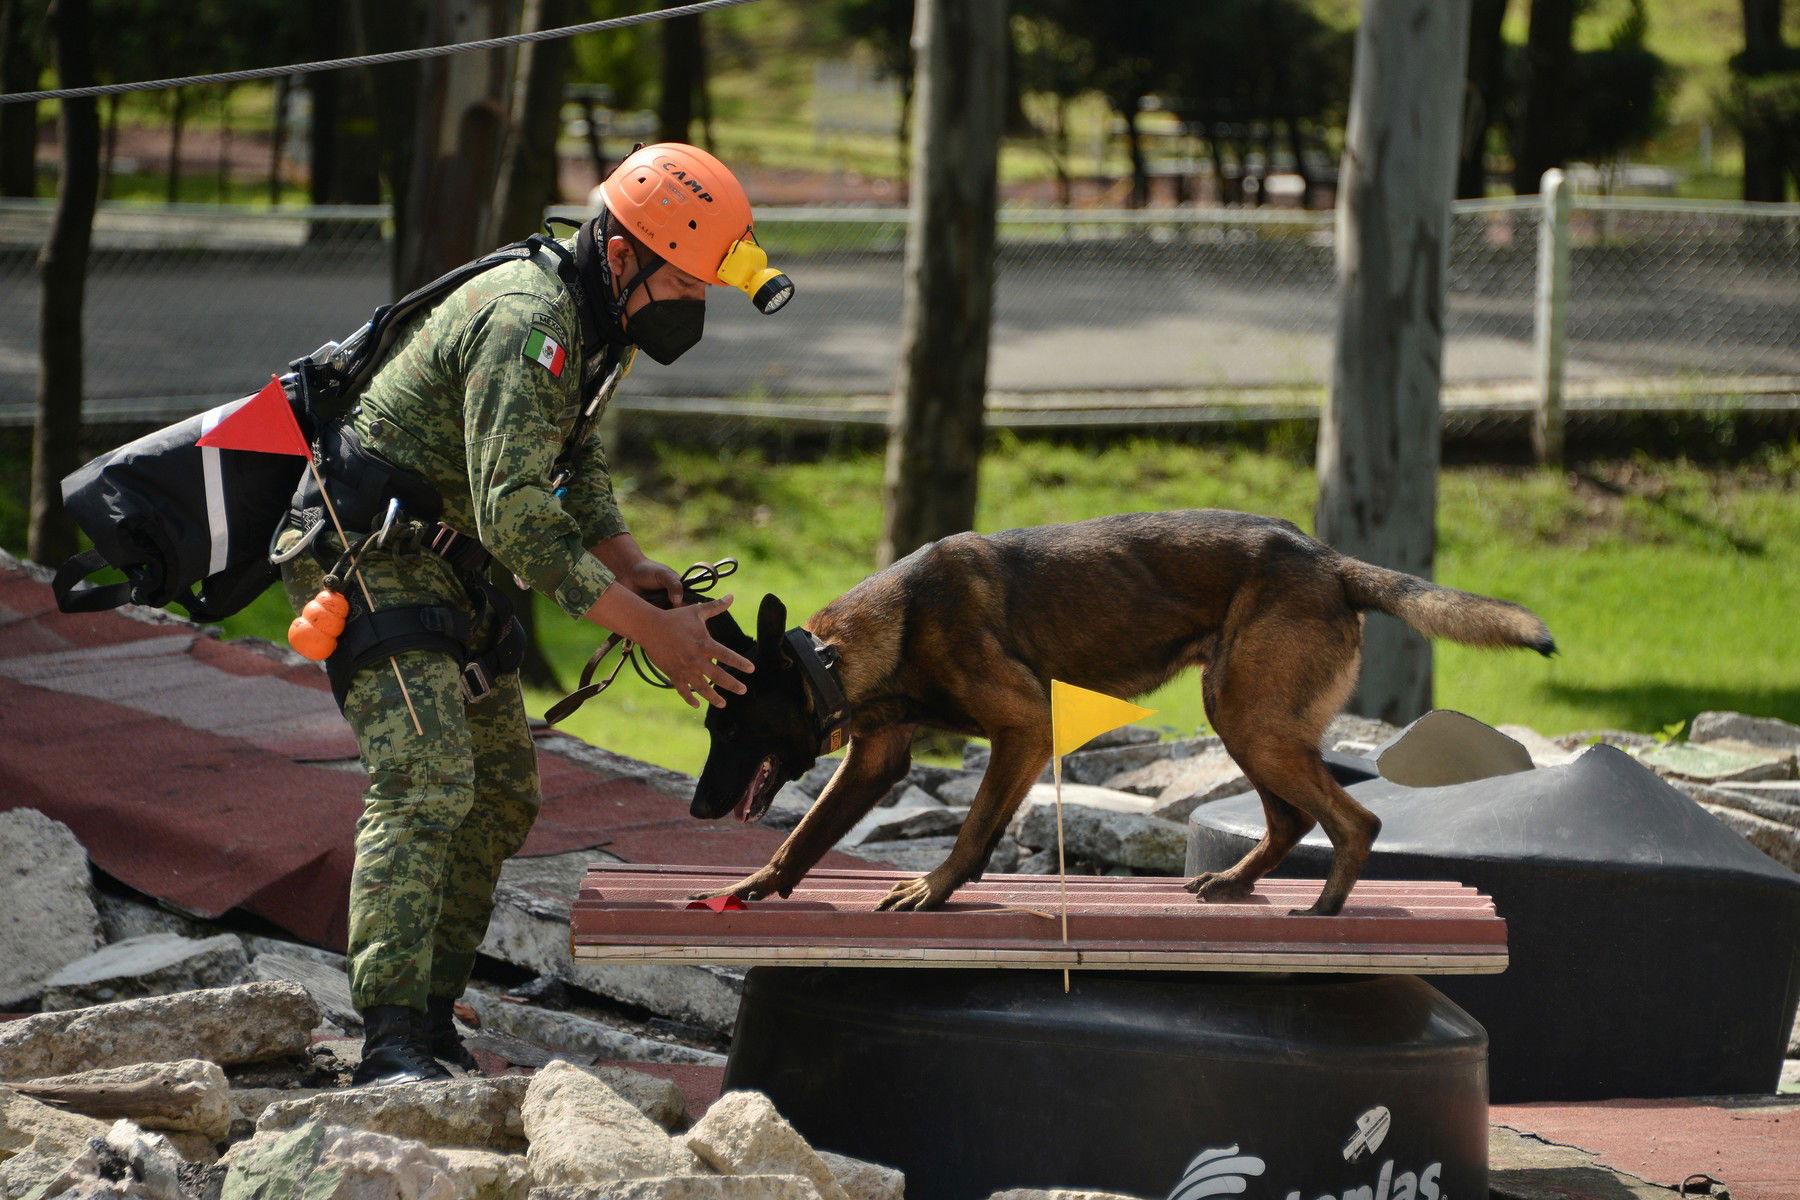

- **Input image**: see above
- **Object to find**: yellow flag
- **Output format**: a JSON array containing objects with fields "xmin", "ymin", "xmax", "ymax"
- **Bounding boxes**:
[{"xmin": 1050, "ymin": 680, "xmax": 1157, "ymax": 758}]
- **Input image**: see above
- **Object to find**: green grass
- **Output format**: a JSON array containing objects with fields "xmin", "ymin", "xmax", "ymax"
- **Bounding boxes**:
[{"xmin": 193, "ymin": 438, "xmax": 1800, "ymax": 776}]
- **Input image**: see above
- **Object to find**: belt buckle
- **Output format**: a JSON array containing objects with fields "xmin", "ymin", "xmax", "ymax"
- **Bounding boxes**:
[
  {"xmin": 459, "ymin": 660, "xmax": 492, "ymax": 703},
  {"xmin": 429, "ymin": 524, "xmax": 460, "ymax": 557}
]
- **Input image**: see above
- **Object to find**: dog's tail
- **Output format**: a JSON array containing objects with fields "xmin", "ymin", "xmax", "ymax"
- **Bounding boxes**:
[{"xmin": 1336, "ymin": 557, "xmax": 1556, "ymax": 656}]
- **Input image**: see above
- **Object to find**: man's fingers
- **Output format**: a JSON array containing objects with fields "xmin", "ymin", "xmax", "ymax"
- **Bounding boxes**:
[
  {"xmin": 699, "ymin": 594, "xmax": 735, "ymax": 616},
  {"xmin": 712, "ymin": 643, "xmax": 755, "ymax": 675}
]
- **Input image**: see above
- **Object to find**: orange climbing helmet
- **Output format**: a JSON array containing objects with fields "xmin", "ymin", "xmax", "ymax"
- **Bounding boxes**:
[{"xmin": 597, "ymin": 142, "xmax": 793, "ymax": 314}]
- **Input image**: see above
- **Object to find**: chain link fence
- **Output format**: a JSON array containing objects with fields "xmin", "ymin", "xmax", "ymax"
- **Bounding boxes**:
[{"xmin": 1, "ymin": 195, "xmax": 1795, "ymax": 433}]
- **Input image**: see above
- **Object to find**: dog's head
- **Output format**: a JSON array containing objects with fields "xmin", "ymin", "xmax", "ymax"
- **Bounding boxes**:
[{"xmin": 691, "ymin": 593, "xmax": 822, "ymax": 822}]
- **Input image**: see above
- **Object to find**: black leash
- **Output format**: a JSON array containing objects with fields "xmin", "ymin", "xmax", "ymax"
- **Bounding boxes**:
[{"xmin": 544, "ymin": 558, "xmax": 738, "ymax": 725}]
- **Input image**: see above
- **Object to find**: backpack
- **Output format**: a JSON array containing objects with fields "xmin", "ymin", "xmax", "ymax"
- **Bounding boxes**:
[{"xmin": 52, "ymin": 232, "xmax": 595, "ymax": 622}]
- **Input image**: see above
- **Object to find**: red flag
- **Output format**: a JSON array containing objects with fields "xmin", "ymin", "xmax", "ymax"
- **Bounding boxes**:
[
  {"xmin": 684, "ymin": 895, "xmax": 749, "ymax": 913},
  {"xmin": 195, "ymin": 376, "xmax": 310, "ymax": 458}
]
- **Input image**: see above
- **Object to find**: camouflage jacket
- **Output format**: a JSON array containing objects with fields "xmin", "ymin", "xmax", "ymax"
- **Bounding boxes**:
[{"xmin": 348, "ymin": 240, "xmax": 627, "ymax": 620}]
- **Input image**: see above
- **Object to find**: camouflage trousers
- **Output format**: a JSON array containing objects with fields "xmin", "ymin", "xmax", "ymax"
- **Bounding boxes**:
[{"xmin": 279, "ymin": 527, "xmax": 540, "ymax": 1012}]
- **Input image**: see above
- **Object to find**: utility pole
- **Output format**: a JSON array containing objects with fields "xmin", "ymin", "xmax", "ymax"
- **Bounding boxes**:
[
  {"xmin": 878, "ymin": 0, "xmax": 1007, "ymax": 567},
  {"xmin": 1315, "ymin": 0, "xmax": 1471, "ymax": 725}
]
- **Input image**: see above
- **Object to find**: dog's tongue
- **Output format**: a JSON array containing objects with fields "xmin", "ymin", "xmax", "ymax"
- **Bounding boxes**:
[{"xmin": 733, "ymin": 759, "xmax": 772, "ymax": 823}]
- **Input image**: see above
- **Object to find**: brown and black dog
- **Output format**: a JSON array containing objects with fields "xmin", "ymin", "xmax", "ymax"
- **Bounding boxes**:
[{"xmin": 690, "ymin": 510, "xmax": 1553, "ymax": 916}]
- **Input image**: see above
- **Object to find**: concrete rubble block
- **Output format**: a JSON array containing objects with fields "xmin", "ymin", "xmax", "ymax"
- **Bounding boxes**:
[
  {"xmin": 1015, "ymin": 802, "xmax": 1187, "ymax": 874},
  {"xmin": 30, "ymin": 1117, "xmax": 191, "ymax": 1200},
  {"xmin": 255, "ymin": 1076, "xmax": 531, "ymax": 1152},
  {"xmin": 220, "ymin": 1120, "xmax": 527, "ymax": 1200},
  {"xmin": 842, "ymin": 835, "xmax": 1020, "ymax": 875},
  {"xmin": 816, "ymin": 1150, "xmax": 905, "ymax": 1200},
  {"xmin": 9, "ymin": 1059, "xmax": 230, "ymax": 1140},
  {"xmin": 1488, "ymin": 1124, "xmax": 1671, "ymax": 1199},
  {"xmin": 586, "ymin": 1063, "xmax": 689, "ymax": 1131},
  {"xmin": 1060, "ymin": 737, "xmax": 1221, "ymax": 788},
  {"xmin": 521, "ymin": 1060, "xmax": 700, "ymax": 1187},
  {"xmin": 1676, "ymin": 782, "xmax": 1800, "ymax": 830},
  {"xmin": 40, "ymin": 933, "xmax": 250, "ymax": 1013},
  {"xmin": 590, "ymin": 1177, "xmax": 826, "ymax": 1200},
  {"xmin": 94, "ymin": 889, "xmax": 223, "ymax": 947},
  {"xmin": 1690, "ymin": 710, "xmax": 1800, "ymax": 756},
  {"xmin": 1698, "ymin": 803, "xmax": 1800, "ymax": 872},
  {"xmin": 0, "ymin": 809, "xmax": 104, "ymax": 1010},
  {"xmin": 237, "ymin": 937, "xmax": 349, "ymax": 973},
  {"xmin": 1007, "ymin": 783, "xmax": 1161, "ymax": 842},
  {"xmin": 1638, "ymin": 741, "xmax": 1794, "ymax": 785},
  {"xmin": 483, "ymin": 853, "xmax": 744, "ymax": 1035},
  {"xmin": 247, "ymin": 953, "xmax": 359, "ymax": 1034},
  {"xmin": 0, "ymin": 982, "xmax": 320, "ymax": 1082},
  {"xmin": 682, "ymin": 1090, "xmax": 849, "ymax": 1200},
  {"xmin": 1106, "ymin": 744, "xmax": 1243, "ymax": 796},
  {"xmin": 0, "ymin": 1085, "xmax": 111, "ymax": 1199},
  {"xmin": 843, "ymin": 805, "xmax": 968, "ymax": 847},
  {"xmin": 228, "ymin": 1087, "xmax": 324, "ymax": 1142},
  {"xmin": 460, "ymin": 989, "xmax": 725, "ymax": 1067}
]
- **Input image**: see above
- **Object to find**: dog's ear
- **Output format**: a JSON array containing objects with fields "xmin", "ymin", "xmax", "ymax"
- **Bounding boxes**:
[
  {"xmin": 756, "ymin": 593, "xmax": 788, "ymax": 661},
  {"xmin": 706, "ymin": 604, "xmax": 755, "ymax": 661}
]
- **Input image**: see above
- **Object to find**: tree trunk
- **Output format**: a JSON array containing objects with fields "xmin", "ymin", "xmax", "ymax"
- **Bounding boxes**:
[
  {"xmin": 1315, "ymin": 0, "xmax": 1471, "ymax": 725},
  {"xmin": 657, "ymin": 14, "xmax": 700, "ymax": 144},
  {"xmin": 394, "ymin": 0, "xmax": 512, "ymax": 292},
  {"xmin": 878, "ymin": 0, "xmax": 1006, "ymax": 567},
  {"xmin": 1511, "ymin": 0, "xmax": 1574, "ymax": 195},
  {"xmin": 1121, "ymin": 100, "xmax": 1149, "ymax": 209},
  {"xmin": 165, "ymin": 87, "xmax": 185, "ymax": 205},
  {"xmin": 1739, "ymin": 0, "xmax": 1787, "ymax": 202},
  {"xmin": 580, "ymin": 97, "xmax": 609, "ymax": 185},
  {"xmin": 1458, "ymin": 0, "xmax": 1508, "ymax": 198},
  {"xmin": 488, "ymin": 0, "xmax": 575, "ymax": 693},
  {"xmin": 29, "ymin": 0, "xmax": 99, "ymax": 568},
  {"xmin": 0, "ymin": 0, "xmax": 40, "ymax": 198}
]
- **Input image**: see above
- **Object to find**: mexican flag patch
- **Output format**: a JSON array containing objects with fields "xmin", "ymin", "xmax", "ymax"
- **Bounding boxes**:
[{"xmin": 523, "ymin": 328, "xmax": 566, "ymax": 377}]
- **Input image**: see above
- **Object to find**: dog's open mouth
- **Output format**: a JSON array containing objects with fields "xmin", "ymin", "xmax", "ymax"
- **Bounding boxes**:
[{"xmin": 732, "ymin": 756, "xmax": 778, "ymax": 823}]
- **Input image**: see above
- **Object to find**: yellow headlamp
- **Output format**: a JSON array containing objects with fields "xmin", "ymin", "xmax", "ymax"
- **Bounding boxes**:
[{"xmin": 718, "ymin": 234, "xmax": 795, "ymax": 315}]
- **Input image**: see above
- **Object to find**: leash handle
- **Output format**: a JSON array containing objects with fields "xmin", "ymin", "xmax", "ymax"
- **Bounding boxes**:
[{"xmin": 542, "ymin": 557, "xmax": 738, "ymax": 726}]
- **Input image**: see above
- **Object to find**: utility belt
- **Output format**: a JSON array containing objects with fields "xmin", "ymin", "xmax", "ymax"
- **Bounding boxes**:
[{"xmin": 280, "ymin": 422, "xmax": 525, "ymax": 710}]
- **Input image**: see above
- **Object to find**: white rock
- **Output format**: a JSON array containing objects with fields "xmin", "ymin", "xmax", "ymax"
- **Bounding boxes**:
[
  {"xmin": 589, "ymin": 1177, "xmax": 825, "ymax": 1200},
  {"xmin": 37, "ymin": 1118, "xmax": 189, "ymax": 1200},
  {"xmin": 818, "ymin": 1149, "xmax": 905, "ymax": 1200},
  {"xmin": 0, "ymin": 981, "xmax": 319, "ymax": 1081},
  {"xmin": 1495, "ymin": 725, "xmax": 1583, "ymax": 768},
  {"xmin": 683, "ymin": 1090, "xmax": 849, "ymax": 1200},
  {"xmin": 40, "ymin": 932, "xmax": 249, "ymax": 1012},
  {"xmin": 221, "ymin": 1119, "xmax": 527, "ymax": 1200},
  {"xmin": 11, "ymin": 1058, "xmax": 230, "ymax": 1139},
  {"xmin": 522, "ymin": 1060, "xmax": 699, "ymax": 1186},
  {"xmin": 257, "ymin": 1076, "xmax": 531, "ymax": 1152},
  {"xmin": 0, "ymin": 1085, "xmax": 111, "ymax": 1198},
  {"xmin": 0, "ymin": 809, "xmax": 104, "ymax": 1010},
  {"xmin": 249, "ymin": 952, "xmax": 359, "ymax": 1033}
]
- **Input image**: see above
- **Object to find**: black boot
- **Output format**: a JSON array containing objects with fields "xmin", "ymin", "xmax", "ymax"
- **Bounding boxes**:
[
  {"xmin": 425, "ymin": 995, "xmax": 480, "ymax": 1072},
  {"xmin": 351, "ymin": 1005, "xmax": 453, "ymax": 1087}
]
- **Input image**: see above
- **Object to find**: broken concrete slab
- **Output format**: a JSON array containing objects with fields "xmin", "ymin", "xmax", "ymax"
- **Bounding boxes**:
[
  {"xmin": 9, "ymin": 1059, "xmax": 230, "ymax": 1140},
  {"xmin": 237, "ymin": 937, "xmax": 348, "ymax": 973},
  {"xmin": 521, "ymin": 1060, "xmax": 699, "ymax": 1187},
  {"xmin": 0, "ymin": 808, "xmax": 104, "ymax": 1010},
  {"xmin": 248, "ymin": 953, "xmax": 358, "ymax": 1034},
  {"xmin": 683, "ymin": 1090, "xmax": 849, "ymax": 1200},
  {"xmin": 255, "ymin": 1076, "xmax": 529, "ymax": 1152},
  {"xmin": 1488, "ymin": 1124, "xmax": 1671, "ymax": 1200},
  {"xmin": 1014, "ymin": 798, "xmax": 1187, "ymax": 874},
  {"xmin": 483, "ymin": 851, "xmax": 744, "ymax": 1035},
  {"xmin": 0, "ymin": 981, "xmax": 319, "ymax": 1081},
  {"xmin": 35, "ymin": 1117, "xmax": 190, "ymax": 1200},
  {"xmin": 817, "ymin": 1149, "xmax": 905, "ymax": 1200},
  {"xmin": 93, "ymin": 888, "xmax": 222, "ymax": 947},
  {"xmin": 460, "ymin": 989, "xmax": 724, "ymax": 1067},
  {"xmin": 39, "ymin": 932, "xmax": 249, "ymax": 1012},
  {"xmin": 843, "ymin": 804, "xmax": 966, "ymax": 847},
  {"xmin": 220, "ymin": 1119, "xmax": 528, "ymax": 1200},
  {"xmin": 1677, "ymin": 782, "xmax": 1800, "ymax": 830},
  {"xmin": 1690, "ymin": 711, "xmax": 1800, "ymax": 755},
  {"xmin": 0, "ymin": 1085, "xmax": 111, "ymax": 1199},
  {"xmin": 1105, "ymin": 744, "xmax": 1243, "ymax": 798}
]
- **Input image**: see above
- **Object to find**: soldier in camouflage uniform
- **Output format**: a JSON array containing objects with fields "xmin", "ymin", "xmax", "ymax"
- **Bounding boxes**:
[{"xmin": 276, "ymin": 144, "xmax": 792, "ymax": 1086}]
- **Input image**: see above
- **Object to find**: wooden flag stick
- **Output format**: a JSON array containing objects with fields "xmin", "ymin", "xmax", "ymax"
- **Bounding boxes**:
[
  {"xmin": 305, "ymin": 458, "xmax": 423, "ymax": 737},
  {"xmin": 1054, "ymin": 753, "xmax": 1070, "ymax": 994}
]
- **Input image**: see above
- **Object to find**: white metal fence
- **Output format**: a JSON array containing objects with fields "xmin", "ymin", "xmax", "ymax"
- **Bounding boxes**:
[{"xmin": 1, "ymin": 194, "xmax": 1795, "ymax": 431}]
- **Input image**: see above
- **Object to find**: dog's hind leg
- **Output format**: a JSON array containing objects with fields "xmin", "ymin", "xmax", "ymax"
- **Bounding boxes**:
[
  {"xmin": 692, "ymin": 725, "xmax": 914, "ymax": 902},
  {"xmin": 1183, "ymin": 781, "xmax": 1316, "ymax": 903},
  {"xmin": 877, "ymin": 724, "xmax": 1051, "ymax": 912}
]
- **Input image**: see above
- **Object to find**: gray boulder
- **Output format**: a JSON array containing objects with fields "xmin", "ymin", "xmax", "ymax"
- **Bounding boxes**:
[
  {"xmin": 0, "ymin": 981, "xmax": 319, "ymax": 1081},
  {"xmin": 1690, "ymin": 711, "xmax": 1800, "ymax": 755},
  {"xmin": 0, "ymin": 809, "xmax": 104, "ymax": 1010},
  {"xmin": 1015, "ymin": 801, "xmax": 1186, "ymax": 875},
  {"xmin": 843, "ymin": 804, "xmax": 965, "ymax": 847},
  {"xmin": 40, "ymin": 933, "xmax": 249, "ymax": 1013},
  {"xmin": 94, "ymin": 890, "xmax": 222, "ymax": 947}
]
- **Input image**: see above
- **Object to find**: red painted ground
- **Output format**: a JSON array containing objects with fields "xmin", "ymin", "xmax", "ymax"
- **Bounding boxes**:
[
  {"xmin": 1494, "ymin": 1098, "xmax": 1800, "ymax": 1200},
  {"xmin": 0, "ymin": 562, "xmax": 863, "ymax": 951}
]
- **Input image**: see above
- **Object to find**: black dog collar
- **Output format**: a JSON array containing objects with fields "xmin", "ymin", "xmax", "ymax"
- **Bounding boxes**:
[{"xmin": 784, "ymin": 628, "xmax": 851, "ymax": 755}]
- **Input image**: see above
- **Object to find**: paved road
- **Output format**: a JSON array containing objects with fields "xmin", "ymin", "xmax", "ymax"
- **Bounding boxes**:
[{"xmin": 2, "ymin": 241, "xmax": 1795, "ymax": 425}]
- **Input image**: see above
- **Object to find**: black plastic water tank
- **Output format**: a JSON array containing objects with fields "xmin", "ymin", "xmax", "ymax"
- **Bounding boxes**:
[
  {"xmin": 725, "ymin": 968, "xmax": 1488, "ymax": 1200},
  {"xmin": 1187, "ymin": 744, "xmax": 1800, "ymax": 1102}
]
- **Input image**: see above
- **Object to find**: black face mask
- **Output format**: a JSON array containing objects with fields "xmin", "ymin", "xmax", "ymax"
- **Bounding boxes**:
[{"xmin": 628, "ymin": 296, "xmax": 706, "ymax": 365}]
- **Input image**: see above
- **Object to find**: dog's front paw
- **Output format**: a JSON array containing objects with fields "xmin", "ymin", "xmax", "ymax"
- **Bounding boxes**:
[
  {"xmin": 1188, "ymin": 873, "xmax": 1256, "ymax": 903},
  {"xmin": 875, "ymin": 873, "xmax": 954, "ymax": 912},
  {"xmin": 690, "ymin": 867, "xmax": 789, "ymax": 904}
]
